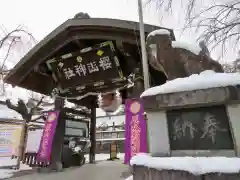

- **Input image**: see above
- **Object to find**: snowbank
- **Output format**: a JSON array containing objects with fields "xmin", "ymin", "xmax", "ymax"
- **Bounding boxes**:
[
  {"xmin": 130, "ymin": 153, "xmax": 240, "ymax": 175},
  {"xmin": 85, "ymin": 153, "xmax": 124, "ymax": 163},
  {"xmin": 0, "ymin": 81, "xmax": 31, "ymax": 104},
  {"xmin": 0, "ymin": 157, "xmax": 32, "ymax": 179},
  {"xmin": 125, "ymin": 175, "xmax": 133, "ymax": 180},
  {"xmin": 172, "ymin": 41, "xmax": 201, "ymax": 55},
  {"xmin": 147, "ymin": 29, "xmax": 170, "ymax": 38},
  {"xmin": 141, "ymin": 70, "xmax": 240, "ymax": 97}
]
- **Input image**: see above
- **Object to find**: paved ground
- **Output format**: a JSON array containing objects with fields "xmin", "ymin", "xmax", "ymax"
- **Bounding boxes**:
[{"xmin": 8, "ymin": 161, "xmax": 130, "ymax": 180}]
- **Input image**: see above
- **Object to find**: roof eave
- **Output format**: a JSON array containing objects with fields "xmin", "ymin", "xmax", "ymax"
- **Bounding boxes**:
[{"xmin": 4, "ymin": 18, "xmax": 175, "ymax": 88}]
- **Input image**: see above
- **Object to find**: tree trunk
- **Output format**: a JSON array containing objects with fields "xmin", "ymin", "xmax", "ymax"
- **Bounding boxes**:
[{"xmin": 20, "ymin": 122, "xmax": 28, "ymax": 161}]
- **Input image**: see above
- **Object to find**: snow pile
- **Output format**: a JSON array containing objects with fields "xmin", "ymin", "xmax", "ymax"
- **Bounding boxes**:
[
  {"xmin": 0, "ymin": 81, "xmax": 31, "ymax": 104},
  {"xmin": 0, "ymin": 158, "xmax": 18, "ymax": 167},
  {"xmin": 141, "ymin": 70, "xmax": 240, "ymax": 97},
  {"xmin": 147, "ymin": 29, "xmax": 201, "ymax": 55},
  {"xmin": 0, "ymin": 169, "xmax": 14, "ymax": 179},
  {"xmin": 84, "ymin": 153, "xmax": 124, "ymax": 163},
  {"xmin": 0, "ymin": 157, "xmax": 32, "ymax": 179},
  {"xmin": 172, "ymin": 41, "xmax": 202, "ymax": 55},
  {"xmin": 130, "ymin": 153, "xmax": 240, "ymax": 175},
  {"xmin": 125, "ymin": 175, "xmax": 133, "ymax": 180},
  {"xmin": 147, "ymin": 29, "xmax": 170, "ymax": 38}
]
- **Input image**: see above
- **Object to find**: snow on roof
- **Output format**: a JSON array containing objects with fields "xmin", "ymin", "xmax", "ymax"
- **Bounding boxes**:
[
  {"xmin": 96, "ymin": 138, "xmax": 125, "ymax": 142},
  {"xmin": 96, "ymin": 129, "xmax": 124, "ymax": 133},
  {"xmin": 65, "ymin": 100, "xmax": 76, "ymax": 108},
  {"xmin": 1, "ymin": 82, "xmax": 31, "ymax": 104},
  {"xmin": 172, "ymin": 41, "xmax": 202, "ymax": 55},
  {"xmin": 147, "ymin": 29, "xmax": 170, "ymax": 38},
  {"xmin": 141, "ymin": 70, "xmax": 240, "ymax": 98},
  {"xmin": 96, "ymin": 115, "xmax": 124, "ymax": 127},
  {"xmin": 104, "ymin": 127, "xmax": 124, "ymax": 132},
  {"xmin": 130, "ymin": 153, "xmax": 240, "ymax": 175}
]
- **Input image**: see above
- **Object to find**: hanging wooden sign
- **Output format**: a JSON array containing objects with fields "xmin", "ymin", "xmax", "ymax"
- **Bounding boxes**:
[{"xmin": 46, "ymin": 41, "xmax": 125, "ymax": 93}]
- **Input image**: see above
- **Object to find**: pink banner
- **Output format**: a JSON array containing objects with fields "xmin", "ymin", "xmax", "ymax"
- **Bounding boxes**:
[
  {"xmin": 37, "ymin": 111, "xmax": 60, "ymax": 162},
  {"xmin": 124, "ymin": 99, "xmax": 147, "ymax": 164}
]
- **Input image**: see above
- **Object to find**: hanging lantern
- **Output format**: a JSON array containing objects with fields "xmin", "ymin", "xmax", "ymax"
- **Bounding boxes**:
[{"xmin": 98, "ymin": 90, "xmax": 122, "ymax": 113}]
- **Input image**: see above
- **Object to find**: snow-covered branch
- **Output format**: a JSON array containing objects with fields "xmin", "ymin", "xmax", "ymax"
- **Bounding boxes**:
[
  {"xmin": 0, "ymin": 25, "xmax": 36, "ymax": 73},
  {"xmin": 147, "ymin": 0, "xmax": 240, "ymax": 56}
]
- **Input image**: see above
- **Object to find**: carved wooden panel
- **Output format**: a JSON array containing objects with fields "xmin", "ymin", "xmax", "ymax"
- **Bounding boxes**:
[{"xmin": 46, "ymin": 41, "xmax": 125, "ymax": 91}]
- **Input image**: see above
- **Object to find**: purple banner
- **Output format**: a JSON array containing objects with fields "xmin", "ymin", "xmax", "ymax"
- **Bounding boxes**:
[
  {"xmin": 37, "ymin": 111, "xmax": 60, "ymax": 162},
  {"xmin": 124, "ymin": 99, "xmax": 147, "ymax": 164}
]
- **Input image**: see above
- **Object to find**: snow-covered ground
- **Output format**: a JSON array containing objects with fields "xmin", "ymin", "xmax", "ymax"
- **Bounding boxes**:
[
  {"xmin": 0, "ymin": 154, "xmax": 125, "ymax": 179},
  {"xmin": 141, "ymin": 70, "xmax": 240, "ymax": 97},
  {"xmin": 0, "ymin": 157, "xmax": 32, "ymax": 179},
  {"xmin": 125, "ymin": 175, "xmax": 133, "ymax": 180},
  {"xmin": 130, "ymin": 153, "xmax": 240, "ymax": 175},
  {"xmin": 85, "ymin": 153, "xmax": 124, "ymax": 163}
]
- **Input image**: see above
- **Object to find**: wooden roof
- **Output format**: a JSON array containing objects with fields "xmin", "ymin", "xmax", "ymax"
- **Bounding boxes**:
[{"xmin": 4, "ymin": 18, "xmax": 175, "ymax": 107}]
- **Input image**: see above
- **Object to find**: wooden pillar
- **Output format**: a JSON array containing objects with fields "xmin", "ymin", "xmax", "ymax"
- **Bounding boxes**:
[
  {"xmin": 129, "ymin": 66, "xmax": 145, "ymax": 99},
  {"xmin": 49, "ymin": 97, "xmax": 65, "ymax": 171},
  {"xmin": 89, "ymin": 105, "xmax": 96, "ymax": 163}
]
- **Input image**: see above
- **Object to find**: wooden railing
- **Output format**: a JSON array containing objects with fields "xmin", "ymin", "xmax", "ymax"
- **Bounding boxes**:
[
  {"xmin": 22, "ymin": 153, "xmax": 49, "ymax": 167},
  {"xmin": 96, "ymin": 130, "xmax": 125, "ymax": 141}
]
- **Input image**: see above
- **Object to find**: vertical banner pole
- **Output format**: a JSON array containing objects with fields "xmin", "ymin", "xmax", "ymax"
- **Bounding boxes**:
[{"xmin": 138, "ymin": 0, "xmax": 150, "ymax": 90}]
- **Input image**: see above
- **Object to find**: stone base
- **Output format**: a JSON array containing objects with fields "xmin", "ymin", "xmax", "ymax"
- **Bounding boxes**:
[{"xmin": 133, "ymin": 166, "xmax": 240, "ymax": 180}]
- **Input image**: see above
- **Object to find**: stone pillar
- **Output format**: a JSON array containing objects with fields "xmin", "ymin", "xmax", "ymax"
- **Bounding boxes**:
[{"xmin": 142, "ymin": 86, "xmax": 240, "ymax": 157}]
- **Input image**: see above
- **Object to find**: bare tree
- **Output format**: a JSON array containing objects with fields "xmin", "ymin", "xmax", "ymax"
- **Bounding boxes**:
[
  {"xmin": 222, "ymin": 51, "xmax": 240, "ymax": 72},
  {"xmin": 0, "ymin": 25, "xmax": 36, "ymax": 72},
  {"xmin": 222, "ymin": 63, "xmax": 235, "ymax": 72},
  {"xmin": 0, "ymin": 25, "xmax": 41, "ymax": 159},
  {"xmin": 6, "ymin": 97, "xmax": 45, "ymax": 159},
  {"xmin": 0, "ymin": 25, "xmax": 36, "ymax": 94},
  {"xmin": 146, "ymin": 0, "xmax": 240, "ymax": 56}
]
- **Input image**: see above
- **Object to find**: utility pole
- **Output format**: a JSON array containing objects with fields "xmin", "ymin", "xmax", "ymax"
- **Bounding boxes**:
[{"xmin": 137, "ymin": 0, "xmax": 150, "ymax": 90}]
